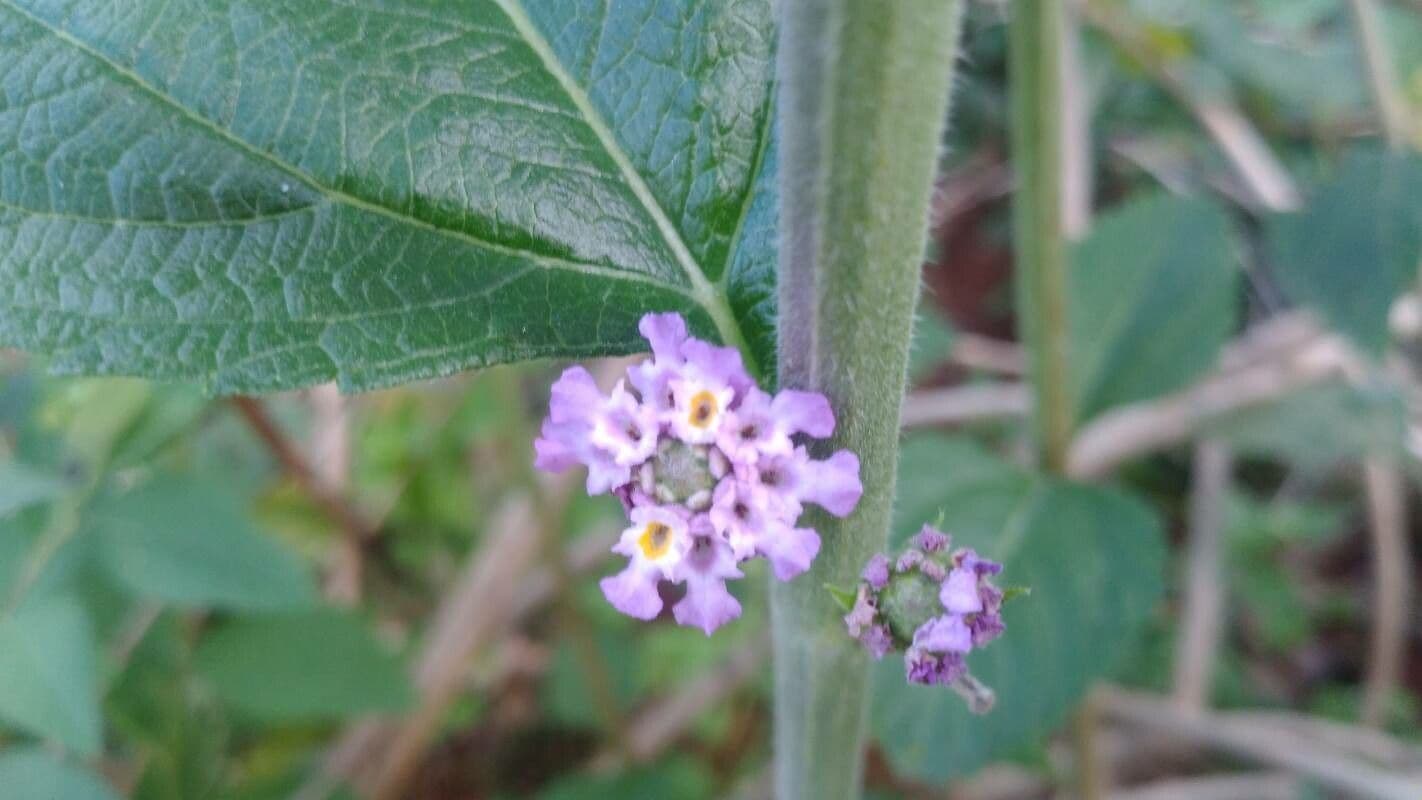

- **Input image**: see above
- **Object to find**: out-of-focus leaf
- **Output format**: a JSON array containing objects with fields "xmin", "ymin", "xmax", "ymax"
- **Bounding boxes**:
[
  {"xmin": 1208, "ymin": 382, "xmax": 1406, "ymax": 466},
  {"xmin": 873, "ymin": 435, "xmax": 1166, "ymax": 782},
  {"xmin": 0, "ymin": 748, "xmax": 120, "ymax": 800},
  {"xmin": 86, "ymin": 476, "xmax": 314, "ymax": 611},
  {"xmin": 107, "ymin": 614, "xmax": 229, "ymax": 800},
  {"xmin": 1071, "ymin": 194, "xmax": 1237, "ymax": 421},
  {"xmin": 538, "ymin": 756, "xmax": 712, "ymax": 800},
  {"xmin": 194, "ymin": 609, "xmax": 411, "ymax": 721},
  {"xmin": 0, "ymin": 0, "xmax": 777, "ymax": 391},
  {"xmin": 46, "ymin": 379, "xmax": 153, "ymax": 467},
  {"xmin": 0, "ymin": 461, "xmax": 70, "ymax": 516},
  {"xmin": 0, "ymin": 598, "xmax": 102, "ymax": 755},
  {"xmin": 1268, "ymin": 150, "xmax": 1422, "ymax": 353}
]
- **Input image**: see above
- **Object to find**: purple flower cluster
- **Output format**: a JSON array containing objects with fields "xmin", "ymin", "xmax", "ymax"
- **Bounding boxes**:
[
  {"xmin": 536, "ymin": 312, "xmax": 863, "ymax": 635},
  {"xmin": 845, "ymin": 525, "xmax": 1004, "ymax": 687}
]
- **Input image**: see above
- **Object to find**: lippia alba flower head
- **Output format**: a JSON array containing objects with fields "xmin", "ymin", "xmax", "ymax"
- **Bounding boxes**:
[
  {"xmin": 535, "ymin": 312, "xmax": 863, "ymax": 635},
  {"xmin": 844, "ymin": 524, "xmax": 1008, "ymax": 713}
]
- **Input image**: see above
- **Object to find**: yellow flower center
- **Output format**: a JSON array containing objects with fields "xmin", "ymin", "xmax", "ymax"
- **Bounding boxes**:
[
  {"xmin": 638, "ymin": 521, "xmax": 673, "ymax": 560},
  {"xmin": 687, "ymin": 389, "xmax": 719, "ymax": 429}
]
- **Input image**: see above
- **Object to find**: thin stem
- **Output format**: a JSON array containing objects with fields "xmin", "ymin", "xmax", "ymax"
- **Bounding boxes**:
[
  {"xmin": 1361, "ymin": 460, "xmax": 1410, "ymax": 728},
  {"xmin": 1173, "ymin": 440, "xmax": 1231, "ymax": 709},
  {"xmin": 1010, "ymin": 0, "xmax": 1074, "ymax": 472},
  {"xmin": 771, "ymin": 2, "xmax": 965, "ymax": 798}
]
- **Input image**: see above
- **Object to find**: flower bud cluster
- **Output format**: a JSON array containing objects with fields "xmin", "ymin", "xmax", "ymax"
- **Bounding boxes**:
[{"xmin": 846, "ymin": 525, "xmax": 1005, "ymax": 687}]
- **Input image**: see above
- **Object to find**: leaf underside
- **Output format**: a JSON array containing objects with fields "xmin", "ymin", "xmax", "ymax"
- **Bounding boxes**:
[{"xmin": 0, "ymin": 0, "xmax": 777, "ymax": 392}]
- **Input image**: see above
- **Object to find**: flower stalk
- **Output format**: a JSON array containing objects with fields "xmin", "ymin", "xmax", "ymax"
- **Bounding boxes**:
[{"xmin": 771, "ymin": 2, "xmax": 965, "ymax": 798}]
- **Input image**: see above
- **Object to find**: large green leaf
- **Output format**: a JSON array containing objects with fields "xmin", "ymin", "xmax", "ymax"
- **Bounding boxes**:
[
  {"xmin": 0, "ymin": 0, "xmax": 777, "ymax": 392},
  {"xmin": 871, "ymin": 435, "xmax": 1166, "ymax": 782},
  {"xmin": 0, "ymin": 748, "xmax": 120, "ymax": 800},
  {"xmin": 0, "ymin": 460, "xmax": 70, "ymax": 516},
  {"xmin": 86, "ymin": 476, "xmax": 316, "ymax": 611},
  {"xmin": 1071, "ymin": 194, "xmax": 1237, "ymax": 422},
  {"xmin": 194, "ymin": 608, "xmax": 411, "ymax": 721},
  {"xmin": 0, "ymin": 598, "xmax": 102, "ymax": 755},
  {"xmin": 1268, "ymin": 150, "xmax": 1422, "ymax": 353}
]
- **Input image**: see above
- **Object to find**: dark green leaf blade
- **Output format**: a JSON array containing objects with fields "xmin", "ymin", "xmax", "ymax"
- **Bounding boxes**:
[
  {"xmin": 194, "ymin": 608, "xmax": 411, "ymax": 721},
  {"xmin": 0, "ymin": 598, "xmax": 103, "ymax": 755},
  {"xmin": 873, "ymin": 435, "xmax": 1167, "ymax": 782},
  {"xmin": 1267, "ymin": 149, "xmax": 1422, "ymax": 353},
  {"xmin": 0, "ymin": 0, "xmax": 776, "ymax": 391},
  {"xmin": 87, "ymin": 476, "xmax": 316, "ymax": 611},
  {"xmin": 1071, "ymin": 194, "xmax": 1238, "ymax": 422}
]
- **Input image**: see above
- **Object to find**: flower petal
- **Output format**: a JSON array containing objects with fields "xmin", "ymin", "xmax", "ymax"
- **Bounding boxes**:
[
  {"xmin": 760, "ymin": 525, "xmax": 821, "ymax": 581},
  {"xmin": 939, "ymin": 566, "xmax": 984, "ymax": 614},
  {"xmin": 801, "ymin": 450, "xmax": 863, "ymax": 517},
  {"xmin": 771, "ymin": 390, "xmax": 835, "ymax": 438},
  {"xmin": 600, "ymin": 564, "xmax": 664, "ymax": 620},
  {"xmin": 547, "ymin": 366, "xmax": 603, "ymax": 425},
  {"xmin": 673, "ymin": 575, "xmax": 742, "ymax": 635},
  {"xmin": 639, "ymin": 312, "xmax": 688, "ymax": 362},
  {"xmin": 681, "ymin": 338, "xmax": 751, "ymax": 390},
  {"xmin": 914, "ymin": 614, "xmax": 973, "ymax": 654}
]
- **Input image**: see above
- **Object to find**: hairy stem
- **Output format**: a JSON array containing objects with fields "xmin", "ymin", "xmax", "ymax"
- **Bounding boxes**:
[
  {"xmin": 1010, "ymin": 0, "xmax": 1074, "ymax": 472},
  {"xmin": 771, "ymin": 3, "xmax": 964, "ymax": 798}
]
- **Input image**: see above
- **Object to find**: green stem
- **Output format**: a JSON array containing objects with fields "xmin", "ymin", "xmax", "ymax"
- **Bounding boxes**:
[
  {"xmin": 771, "ymin": 3, "xmax": 964, "ymax": 798},
  {"xmin": 1010, "ymin": 0, "xmax": 1074, "ymax": 473}
]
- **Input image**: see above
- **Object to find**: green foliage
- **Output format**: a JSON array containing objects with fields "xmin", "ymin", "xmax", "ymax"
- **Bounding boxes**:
[
  {"xmin": 538, "ymin": 756, "xmax": 713, "ymax": 800},
  {"xmin": 872, "ymin": 435, "xmax": 1166, "ymax": 782},
  {"xmin": 193, "ymin": 608, "xmax": 411, "ymax": 721},
  {"xmin": 1071, "ymin": 194, "xmax": 1237, "ymax": 421},
  {"xmin": 0, "ymin": 598, "xmax": 102, "ymax": 754},
  {"xmin": 1268, "ymin": 150, "xmax": 1422, "ymax": 353},
  {"xmin": 86, "ymin": 476, "xmax": 316, "ymax": 611},
  {"xmin": 0, "ymin": 748, "xmax": 120, "ymax": 800},
  {"xmin": 0, "ymin": 0, "xmax": 777, "ymax": 391},
  {"xmin": 0, "ymin": 461, "xmax": 71, "ymax": 516},
  {"xmin": 1209, "ymin": 382, "xmax": 1408, "ymax": 465}
]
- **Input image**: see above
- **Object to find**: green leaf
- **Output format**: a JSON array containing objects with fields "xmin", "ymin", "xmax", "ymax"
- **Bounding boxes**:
[
  {"xmin": 0, "ymin": 0, "xmax": 777, "ymax": 391},
  {"xmin": 1207, "ymin": 382, "xmax": 1407, "ymax": 466},
  {"xmin": 194, "ymin": 608, "xmax": 411, "ymax": 721},
  {"xmin": 539, "ymin": 756, "xmax": 712, "ymax": 800},
  {"xmin": 86, "ymin": 476, "xmax": 315, "ymax": 611},
  {"xmin": 0, "ymin": 598, "xmax": 102, "ymax": 755},
  {"xmin": 873, "ymin": 434, "xmax": 1167, "ymax": 782},
  {"xmin": 0, "ymin": 748, "xmax": 120, "ymax": 800},
  {"xmin": 1071, "ymin": 194, "xmax": 1238, "ymax": 421},
  {"xmin": 1268, "ymin": 149, "xmax": 1422, "ymax": 353},
  {"xmin": 0, "ymin": 461, "xmax": 70, "ymax": 516}
]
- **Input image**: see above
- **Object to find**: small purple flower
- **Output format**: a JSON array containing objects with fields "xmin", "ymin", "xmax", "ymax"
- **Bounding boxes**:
[
  {"xmin": 537, "ymin": 312, "xmax": 863, "ymax": 634},
  {"xmin": 905, "ymin": 646, "xmax": 967, "ymax": 686},
  {"xmin": 601, "ymin": 505, "xmax": 692, "ymax": 620},
  {"xmin": 940, "ymin": 564, "xmax": 983, "ymax": 614},
  {"xmin": 913, "ymin": 524, "xmax": 950, "ymax": 553},
  {"xmin": 844, "ymin": 523, "xmax": 1009, "ymax": 699},
  {"xmin": 673, "ymin": 530, "xmax": 743, "ymax": 636},
  {"xmin": 861, "ymin": 554, "xmax": 890, "ymax": 590},
  {"xmin": 844, "ymin": 585, "xmax": 893, "ymax": 660}
]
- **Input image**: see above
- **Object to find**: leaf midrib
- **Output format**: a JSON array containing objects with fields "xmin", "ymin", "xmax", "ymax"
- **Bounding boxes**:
[
  {"xmin": 0, "ymin": 0, "xmax": 741, "ymax": 312},
  {"xmin": 491, "ymin": 0, "xmax": 758, "ymax": 372}
]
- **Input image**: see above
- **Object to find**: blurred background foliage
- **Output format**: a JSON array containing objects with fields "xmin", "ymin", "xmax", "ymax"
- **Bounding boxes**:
[{"xmin": 3, "ymin": 0, "xmax": 1422, "ymax": 797}]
